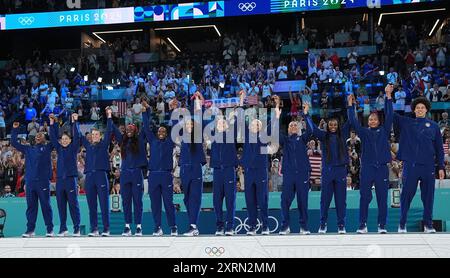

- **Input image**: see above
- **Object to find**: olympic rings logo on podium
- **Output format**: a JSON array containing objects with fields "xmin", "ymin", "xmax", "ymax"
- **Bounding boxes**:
[
  {"xmin": 205, "ymin": 247, "xmax": 225, "ymax": 257},
  {"xmin": 233, "ymin": 216, "xmax": 279, "ymax": 233},
  {"xmin": 238, "ymin": 2, "xmax": 256, "ymax": 12}
]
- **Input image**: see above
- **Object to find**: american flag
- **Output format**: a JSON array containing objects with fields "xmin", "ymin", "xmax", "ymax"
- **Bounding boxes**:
[
  {"xmin": 245, "ymin": 95, "xmax": 259, "ymax": 106},
  {"xmin": 117, "ymin": 101, "xmax": 128, "ymax": 118},
  {"xmin": 309, "ymin": 154, "xmax": 322, "ymax": 184}
]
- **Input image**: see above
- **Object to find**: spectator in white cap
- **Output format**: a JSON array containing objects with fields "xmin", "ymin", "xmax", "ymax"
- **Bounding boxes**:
[{"xmin": 248, "ymin": 81, "xmax": 259, "ymax": 96}]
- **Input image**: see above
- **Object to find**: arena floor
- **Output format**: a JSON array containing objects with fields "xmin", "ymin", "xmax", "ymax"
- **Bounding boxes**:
[{"xmin": 1, "ymin": 233, "xmax": 450, "ymax": 258}]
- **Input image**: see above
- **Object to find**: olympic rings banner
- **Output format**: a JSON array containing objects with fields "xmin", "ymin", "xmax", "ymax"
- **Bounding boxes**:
[{"xmin": 0, "ymin": 0, "xmax": 442, "ymax": 31}]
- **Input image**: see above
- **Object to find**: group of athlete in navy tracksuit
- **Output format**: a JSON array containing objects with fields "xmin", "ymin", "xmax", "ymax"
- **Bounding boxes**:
[{"xmin": 12, "ymin": 84, "xmax": 445, "ymax": 237}]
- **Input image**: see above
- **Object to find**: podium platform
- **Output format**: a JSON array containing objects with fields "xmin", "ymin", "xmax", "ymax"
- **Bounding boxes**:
[{"xmin": 1, "ymin": 233, "xmax": 450, "ymax": 258}]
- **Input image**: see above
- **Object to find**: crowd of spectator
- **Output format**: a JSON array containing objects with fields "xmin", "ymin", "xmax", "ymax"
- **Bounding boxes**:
[{"xmin": 1, "ymin": 17, "xmax": 449, "ymax": 198}]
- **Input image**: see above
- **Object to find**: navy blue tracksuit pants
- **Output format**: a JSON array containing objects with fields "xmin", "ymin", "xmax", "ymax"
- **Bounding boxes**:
[
  {"xmin": 148, "ymin": 171, "xmax": 176, "ymax": 228},
  {"xmin": 85, "ymin": 171, "xmax": 110, "ymax": 232},
  {"xmin": 213, "ymin": 166, "xmax": 237, "ymax": 231},
  {"xmin": 400, "ymin": 162, "xmax": 436, "ymax": 227},
  {"xmin": 26, "ymin": 181, "xmax": 53, "ymax": 233},
  {"xmin": 181, "ymin": 164, "xmax": 203, "ymax": 226},
  {"xmin": 121, "ymin": 168, "xmax": 144, "ymax": 225},
  {"xmin": 56, "ymin": 177, "xmax": 80, "ymax": 232},
  {"xmin": 244, "ymin": 168, "xmax": 269, "ymax": 230},
  {"xmin": 281, "ymin": 170, "xmax": 310, "ymax": 230},
  {"xmin": 320, "ymin": 166, "xmax": 347, "ymax": 227},
  {"xmin": 359, "ymin": 164, "xmax": 389, "ymax": 226}
]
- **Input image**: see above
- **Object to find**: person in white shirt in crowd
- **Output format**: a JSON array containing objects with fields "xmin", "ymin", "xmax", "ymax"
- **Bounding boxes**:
[
  {"xmin": 39, "ymin": 80, "xmax": 49, "ymax": 105},
  {"xmin": 132, "ymin": 97, "xmax": 143, "ymax": 125},
  {"xmin": 267, "ymin": 62, "xmax": 276, "ymax": 83},
  {"xmin": 27, "ymin": 117, "xmax": 40, "ymax": 143},
  {"xmin": 386, "ymin": 67, "xmax": 398, "ymax": 85},
  {"xmin": 204, "ymin": 60, "xmax": 213, "ymax": 80},
  {"xmin": 47, "ymin": 87, "xmax": 59, "ymax": 111},
  {"xmin": 394, "ymin": 86, "xmax": 406, "ymax": 112},
  {"xmin": 343, "ymin": 69, "xmax": 353, "ymax": 93},
  {"xmin": 439, "ymin": 112, "xmax": 450, "ymax": 129},
  {"xmin": 421, "ymin": 69, "xmax": 432, "ymax": 87},
  {"xmin": 64, "ymin": 92, "xmax": 74, "ymax": 111},
  {"xmin": 276, "ymin": 61, "xmax": 288, "ymax": 80},
  {"xmin": 333, "ymin": 66, "xmax": 344, "ymax": 84},
  {"xmin": 90, "ymin": 102, "xmax": 100, "ymax": 122},
  {"xmin": 209, "ymin": 83, "xmax": 220, "ymax": 100},
  {"xmin": 322, "ymin": 57, "xmax": 333, "ymax": 70},
  {"xmin": 146, "ymin": 79, "xmax": 157, "ymax": 98},
  {"xmin": 110, "ymin": 101, "xmax": 119, "ymax": 118},
  {"xmin": 347, "ymin": 49, "xmax": 358, "ymax": 66},
  {"xmin": 317, "ymin": 66, "xmax": 329, "ymax": 83},
  {"xmin": 262, "ymin": 80, "xmax": 273, "ymax": 100},
  {"xmin": 155, "ymin": 96, "xmax": 166, "ymax": 125},
  {"xmin": 163, "ymin": 84, "xmax": 176, "ymax": 104},
  {"xmin": 239, "ymin": 78, "xmax": 250, "ymax": 94}
]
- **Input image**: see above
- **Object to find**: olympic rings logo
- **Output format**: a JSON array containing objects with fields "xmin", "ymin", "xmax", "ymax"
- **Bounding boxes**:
[
  {"xmin": 205, "ymin": 247, "xmax": 225, "ymax": 257},
  {"xmin": 18, "ymin": 16, "xmax": 35, "ymax": 26},
  {"xmin": 238, "ymin": 2, "xmax": 256, "ymax": 12},
  {"xmin": 233, "ymin": 216, "xmax": 279, "ymax": 233}
]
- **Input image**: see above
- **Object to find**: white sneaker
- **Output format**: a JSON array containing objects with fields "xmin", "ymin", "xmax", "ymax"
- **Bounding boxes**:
[
  {"xmin": 261, "ymin": 228, "xmax": 270, "ymax": 235},
  {"xmin": 122, "ymin": 227, "xmax": 132, "ymax": 237},
  {"xmin": 88, "ymin": 230, "xmax": 99, "ymax": 237},
  {"xmin": 225, "ymin": 230, "xmax": 234, "ymax": 236},
  {"xmin": 424, "ymin": 226, "xmax": 436, "ymax": 234},
  {"xmin": 318, "ymin": 224, "xmax": 327, "ymax": 234},
  {"xmin": 338, "ymin": 227, "xmax": 346, "ymax": 234},
  {"xmin": 398, "ymin": 225, "xmax": 407, "ymax": 233},
  {"xmin": 377, "ymin": 225, "xmax": 387, "ymax": 234},
  {"xmin": 170, "ymin": 227, "xmax": 178, "ymax": 236},
  {"xmin": 101, "ymin": 231, "xmax": 110, "ymax": 237},
  {"xmin": 183, "ymin": 226, "xmax": 199, "ymax": 237},
  {"xmin": 356, "ymin": 226, "xmax": 368, "ymax": 234},
  {"xmin": 215, "ymin": 229, "xmax": 225, "ymax": 236},
  {"xmin": 153, "ymin": 227, "xmax": 163, "ymax": 236},
  {"xmin": 135, "ymin": 227, "xmax": 143, "ymax": 237},
  {"xmin": 46, "ymin": 231, "xmax": 55, "ymax": 237},
  {"xmin": 246, "ymin": 229, "xmax": 256, "ymax": 236},
  {"xmin": 73, "ymin": 227, "xmax": 81, "ymax": 237},
  {"xmin": 299, "ymin": 228, "xmax": 311, "ymax": 235},
  {"xmin": 57, "ymin": 231, "xmax": 69, "ymax": 237},
  {"xmin": 72, "ymin": 231, "xmax": 81, "ymax": 237},
  {"xmin": 279, "ymin": 227, "xmax": 290, "ymax": 235},
  {"xmin": 22, "ymin": 231, "xmax": 35, "ymax": 238}
]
